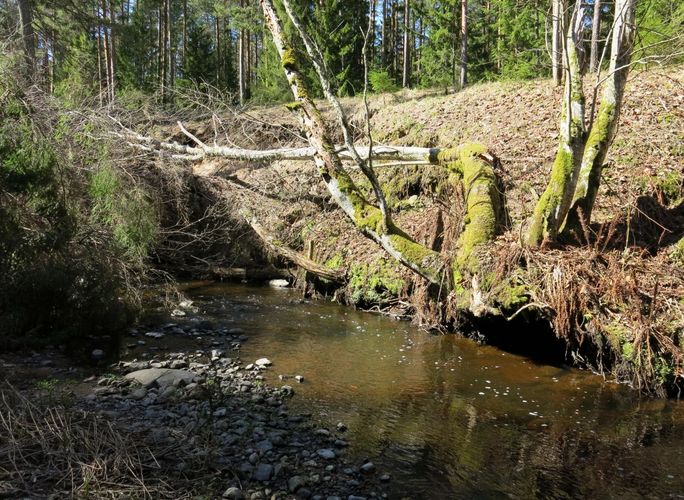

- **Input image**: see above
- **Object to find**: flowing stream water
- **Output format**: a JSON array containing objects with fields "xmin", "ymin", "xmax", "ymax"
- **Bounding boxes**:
[{"xmin": 142, "ymin": 282, "xmax": 684, "ymax": 498}]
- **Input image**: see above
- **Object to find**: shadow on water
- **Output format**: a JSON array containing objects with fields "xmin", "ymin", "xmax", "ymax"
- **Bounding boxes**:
[{"xmin": 131, "ymin": 282, "xmax": 684, "ymax": 499}]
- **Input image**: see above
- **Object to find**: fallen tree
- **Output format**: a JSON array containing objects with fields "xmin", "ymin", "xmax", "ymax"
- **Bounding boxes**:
[{"xmin": 117, "ymin": 0, "xmax": 684, "ymax": 397}]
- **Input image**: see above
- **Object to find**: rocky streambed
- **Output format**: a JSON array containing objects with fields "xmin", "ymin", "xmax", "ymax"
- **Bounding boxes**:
[
  {"xmin": 86, "ymin": 326, "xmax": 391, "ymax": 499},
  {"xmin": 0, "ymin": 318, "xmax": 390, "ymax": 500}
]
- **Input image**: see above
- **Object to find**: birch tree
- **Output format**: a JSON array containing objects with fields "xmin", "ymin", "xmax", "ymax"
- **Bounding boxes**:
[{"xmin": 527, "ymin": 0, "xmax": 638, "ymax": 245}]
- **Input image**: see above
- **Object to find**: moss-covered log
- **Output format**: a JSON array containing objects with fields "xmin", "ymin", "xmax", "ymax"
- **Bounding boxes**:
[
  {"xmin": 526, "ymin": 3, "xmax": 586, "ymax": 246},
  {"xmin": 435, "ymin": 145, "xmax": 506, "ymax": 314}
]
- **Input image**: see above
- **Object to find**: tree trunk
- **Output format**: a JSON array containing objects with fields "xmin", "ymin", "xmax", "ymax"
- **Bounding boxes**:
[
  {"xmin": 165, "ymin": 0, "xmax": 172, "ymax": 97},
  {"xmin": 527, "ymin": 1, "xmax": 586, "ymax": 245},
  {"xmin": 158, "ymin": 3, "xmax": 164, "ymax": 101},
  {"xmin": 590, "ymin": 0, "xmax": 602, "ymax": 73},
  {"xmin": 17, "ymin": 0, "xmax": 35, "ymax": 79},
  {"xmin": 563, "ymin": 0, "xmax": 637, "ymax": 234},
  {"xmin": 216, "ymin": 16, "xmax": 222, "ymax": 86},
  {"xmin": 182, "ymin": 0, "xmax": 188, "ymax": 71},
  {"xmin": 382, "ymin": 0, "xmax": 388, "ymax": 68},
  {"xmin": 97, "ymin": 1, "xmax": 104, "ymax": 106},
  {"xmin": 109, "ymin": 0, "xmax": 116, "ymax": 103},
  {"xmin": 247, "ymin": 219, "xmax": 346, "ymax": 283},
  {"xmin": 402, "ymin": 0, "xmax": 410, "ymax": 87},
  {"xmin": 551, "ymin": 0, "xmax": 564, "ymax": 86},
  {"xmin": 239, "ymin": 27, "xmax": 246, "ymax": 104},
  {"xmin": 460, "ymin": 0, "xmax": 468, "ymax": 89},
  {"xmin": 100, "ymin": 0, "xmax": 113, "ymax": 104}
]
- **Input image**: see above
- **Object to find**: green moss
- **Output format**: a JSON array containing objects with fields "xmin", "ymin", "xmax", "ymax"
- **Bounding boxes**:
[
  {"xmin": 348, "ymin": 258, "xmax": 405, "ymax": 305},
  {"xmin": 527, "ymin": 145, "xmax": 574, "ymax": 245},
  {"xmin": 656, "ymin": 171, "xmax": 683, "ymax": 206},
  {"xmin": 281, "ymin": 48, "xmax": 297, "ymax": 70},
  {"xmin": 451, "ymin": 143, "xmax": 500, "ymax": 284},
  {"xmin": 654, "ymin": 355, "xmax": 674, "ymax": 385},
  {"xmin": 604, "ymin": 320, "xmax": 632, "ymax": 354},
  {"xmin": 324, "ymin": 253, "xmax": 344, "ymax": 270},
  {"xmin": 284, "ymin": 101, "xmax": 302, "ymax": 112},
  {"xmin": 496, "ymin": 283, "xmax": 529, "ymax": 310}
]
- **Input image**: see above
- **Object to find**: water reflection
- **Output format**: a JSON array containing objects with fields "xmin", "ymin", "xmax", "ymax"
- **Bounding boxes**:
[{"xmin": 144, "ymin": 283, "xmax": 684, "ymax": 498}]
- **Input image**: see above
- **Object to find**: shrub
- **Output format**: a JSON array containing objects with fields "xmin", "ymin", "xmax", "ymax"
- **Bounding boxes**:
[{"xmin": 369, "ymin": 70, "xmax": 400, "ymax": 94}]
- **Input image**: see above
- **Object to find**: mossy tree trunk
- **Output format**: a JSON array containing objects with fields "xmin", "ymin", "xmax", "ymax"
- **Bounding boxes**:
[
  {"xmin": 259, "ymin": 0, "xmax": 444, "ymax": 284},
  {"xmin": 563, "ymin": 0, "xmax": 637, "ymax": 235},
  {"xmin": 527, "ymin": 1, "xmax": 586, "ymax": 246},
  {"xmin": 442, "ymin": 145, "xmax": 505, "ymax": 315}
]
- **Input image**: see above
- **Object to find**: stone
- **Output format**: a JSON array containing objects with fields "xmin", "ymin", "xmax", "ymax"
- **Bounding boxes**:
[
  {"xmin": 336, "ymin": 422, "xmax": 347, "ymax": 432},
  {"xmin": 170, "ymin": 359, "xmax": 187, "ymax": 369},
  {"xmin": 124, "ymin": 368, "xmax": 196, "ymax": 389},
  {"xmin": 269, "ymin": 279, "xmax": 290, "ymax": 288},
  {"xmin": 171, "ymin": 309, "xmax": 186, "ymax": 317},
  {"xmin": 91, "ymin": 349, "xmax": 105, "ymax": 361},
  {"xmin": 287, "ymin": 475, "xmax": 306, "ymax": 493},
  {"xmin": 156, "ymin": 385, "xmax": 177, "ymax": 403},
  {"xmin": 255, "ymin": 358, "xmax": 272, "ymax": 367},
  {"xmin": 379, "ymin": 473, "xmax": 391, "ymax": 482},
  {"xmin": 347, "ymin": 496, "xmax": 367, "ymax": 500},
  {"xmin": 223, "ymin": 487, "xmax": 244, "ymax": 499},
  {"xmin": 256, "ymin": 440, "xmax": 273, "ymax": 453},
  {"xmin": 316, "ymin": 449, "xmax": 335, "ymax": 460},
  {"xmin": 254, "ymin": 463, "xmax": 274, "ymax": 482},
  {"xmin": 360, "ymin": 462, "xmax": 375, "ymax": 473},
  {"xmin": 295, "ymin": 375, "xmax": 304, "ymax": 383},
  {"xmin": 145, "ymin": 331, "xmax": 164, "ymax": 339},
  {"xmin": 129, "ymin": 388, "xmax": 148, "ymax": 400},
  {"xmin": 213, "ymin": 408, "xmax": 228, "ymax": 418}
]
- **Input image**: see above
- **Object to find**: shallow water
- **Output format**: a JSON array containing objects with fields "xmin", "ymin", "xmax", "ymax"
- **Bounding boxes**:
[{"xmin": 144, "ymin": 282, "xmax": 684, "ymax": 499}]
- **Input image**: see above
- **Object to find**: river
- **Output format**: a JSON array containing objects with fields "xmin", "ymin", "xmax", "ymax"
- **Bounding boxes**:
[{"xmin": 140, "ymin": 282, "xmax": 684, "ymax": 499}]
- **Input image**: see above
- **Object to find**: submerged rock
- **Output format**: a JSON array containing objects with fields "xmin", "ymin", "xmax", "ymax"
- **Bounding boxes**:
[
  {"xmin": 91, "ymin": 349, "xmax": 105, "ymax": 361},
  {"xmin": 288, "ymin": 475, "xmax": 306, "ymax": 492},
  {"xmin": 269, "ymin": 279, "xmax": 289, "ymax": 288}
]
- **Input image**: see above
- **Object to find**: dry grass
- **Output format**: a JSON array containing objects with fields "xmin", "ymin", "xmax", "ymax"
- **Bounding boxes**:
[{"xmin": 0, "ymin": 383, "xmax": 186, "ymax": 498}]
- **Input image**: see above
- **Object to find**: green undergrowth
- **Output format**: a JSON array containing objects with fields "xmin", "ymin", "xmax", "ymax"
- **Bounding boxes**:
[{"xmin": 0, "ymin": 60, "xmax": 158, "ymax": 352}]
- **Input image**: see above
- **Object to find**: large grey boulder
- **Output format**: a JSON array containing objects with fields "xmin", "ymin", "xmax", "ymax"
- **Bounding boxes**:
[{"xmin": 124, "ymin": 368, "xmax": 196, "ymax": 389}]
